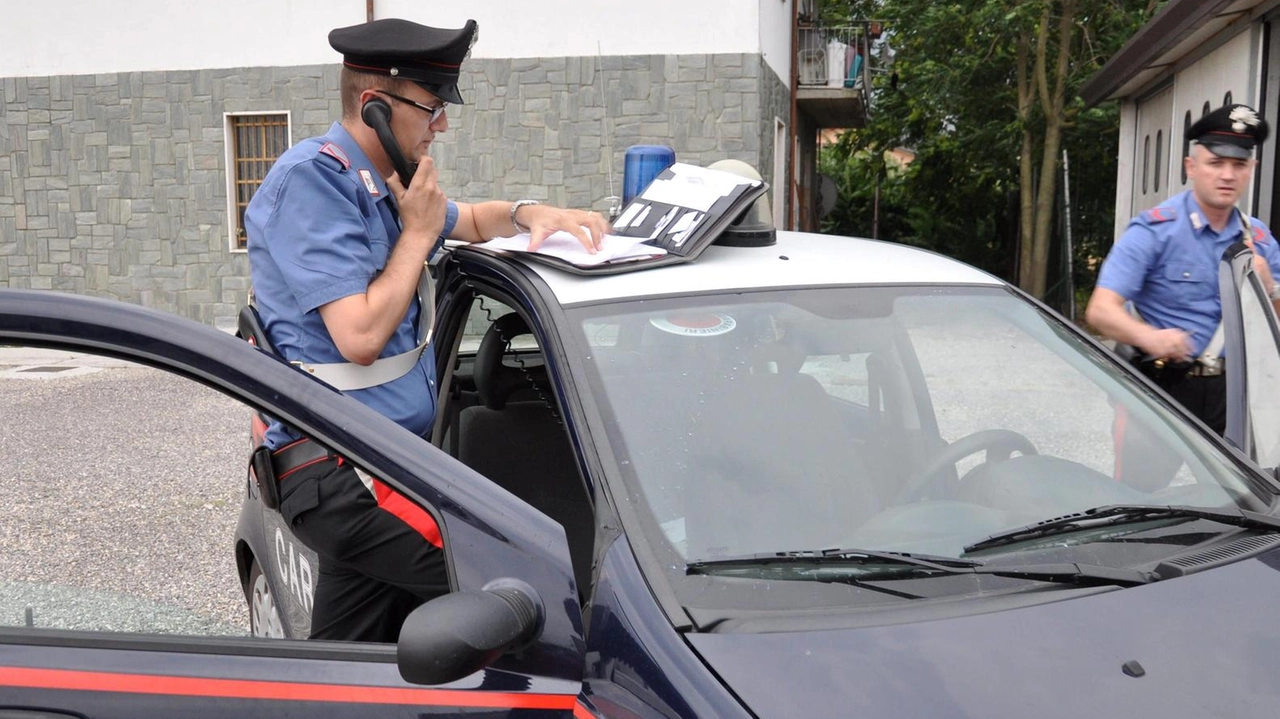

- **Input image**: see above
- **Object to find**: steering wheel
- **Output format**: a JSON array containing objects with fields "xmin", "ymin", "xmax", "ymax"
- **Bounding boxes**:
[{"xmin": 893, "ymin": 429, "xmax": 1038, "ymax": 505}]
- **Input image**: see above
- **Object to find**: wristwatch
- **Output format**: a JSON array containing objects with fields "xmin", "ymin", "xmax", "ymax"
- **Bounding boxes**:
[
  {"xmin": 510, "ymin": 200, "xmax": 539, "ymax": 234},
  {"xmin": 1270, "ymin": 283, "xmax": 1280, "ymax": 300}
]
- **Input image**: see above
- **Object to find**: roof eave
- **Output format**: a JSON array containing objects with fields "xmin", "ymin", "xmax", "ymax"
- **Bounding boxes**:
[{"xmin": 1080, "ymin": 0, "xmax": 1236, "ymax": 107}]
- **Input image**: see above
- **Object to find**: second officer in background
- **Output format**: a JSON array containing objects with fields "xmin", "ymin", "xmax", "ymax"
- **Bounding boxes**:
[{"xmin": 1087, "ymin": 103, "xmax": 1280, "ymax": 434}]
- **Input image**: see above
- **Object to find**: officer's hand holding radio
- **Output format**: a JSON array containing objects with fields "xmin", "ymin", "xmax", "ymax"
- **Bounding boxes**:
[{"xmin": 386, "ymin": 156, "xmax": 448, "ymax": 245}]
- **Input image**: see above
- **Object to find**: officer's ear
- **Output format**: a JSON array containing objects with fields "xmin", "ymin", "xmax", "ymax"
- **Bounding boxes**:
[{"xmin": 361, "ymin": 94, "xmax": 393, "ymax": 130}]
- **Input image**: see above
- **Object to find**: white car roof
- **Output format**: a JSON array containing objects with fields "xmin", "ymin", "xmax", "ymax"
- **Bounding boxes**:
[{"xmin": 508, "ymin": 231, "xmax": 1004, "ymax": 307}]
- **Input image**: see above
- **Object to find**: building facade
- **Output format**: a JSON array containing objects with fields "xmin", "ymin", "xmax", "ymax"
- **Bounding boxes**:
[{"xmin": 0, "ymin": 0, "xmax": 797, "ymax": 325}]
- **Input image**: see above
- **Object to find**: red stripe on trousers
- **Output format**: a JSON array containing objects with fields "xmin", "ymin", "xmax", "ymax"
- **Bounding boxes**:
[{"xmin": 371, "ymin": 478, "xmax": 443, "ymax": 548}]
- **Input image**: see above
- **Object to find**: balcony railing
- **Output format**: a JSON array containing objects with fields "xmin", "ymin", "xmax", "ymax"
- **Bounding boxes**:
[{"xmin": 796, "ymin": 21, "xmax": 883, "ymax": 93}]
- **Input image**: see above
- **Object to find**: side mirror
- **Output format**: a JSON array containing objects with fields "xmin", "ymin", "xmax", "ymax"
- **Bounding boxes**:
[{"xmin": 397, "ymin": 583, "xmax": 543, "ymax": 685}]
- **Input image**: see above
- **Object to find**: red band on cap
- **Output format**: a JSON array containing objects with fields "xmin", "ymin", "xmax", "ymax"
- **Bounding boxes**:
[{"xmin": 344, "ymin": 59, "xmax": 461, "ymax": 72}]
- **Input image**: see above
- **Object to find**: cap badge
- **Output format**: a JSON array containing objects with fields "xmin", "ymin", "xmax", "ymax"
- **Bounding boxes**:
[
  {"xmin": 1230, "ymin": 106, "xmax": 1260, "ymax": 133},
  {"xmin": 389, "ymin": 67, "xmax": 399, "ymax": 76}
]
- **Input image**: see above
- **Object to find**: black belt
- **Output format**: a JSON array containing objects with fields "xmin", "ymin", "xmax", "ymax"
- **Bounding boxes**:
[
  {"xmin": 250, "ymin": 438, "xmax": 334, "ymax": 511},
  {"xmin": 272, "ymin": 439, "xmax": 334, "ymax": 478},
  {"xmin": 1138, "ymin": 358, "xmax": 1224, "ymax": 381},
  {"xmin": 1185, "ymin": 364, "xmax": 1224, "ymax": 378}
]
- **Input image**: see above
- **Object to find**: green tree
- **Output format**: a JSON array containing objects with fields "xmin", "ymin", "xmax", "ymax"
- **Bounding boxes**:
[{"xmin": 822, "ymin": 0, "xmax": 1160, "ymax": 299}]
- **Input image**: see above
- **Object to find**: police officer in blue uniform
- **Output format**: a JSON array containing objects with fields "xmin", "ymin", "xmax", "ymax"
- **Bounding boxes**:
[
  {"xmin": 245, "ymin": 18, "xmax": 610, "ymax": 643},
  {"xmin": 1087, "ymin": 103, "xmax": 1280, "ymax": 435}
]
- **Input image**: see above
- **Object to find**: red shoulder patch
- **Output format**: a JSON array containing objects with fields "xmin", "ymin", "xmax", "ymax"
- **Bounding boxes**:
[
  {"xmin": 318, "ymin": 142, "xmax": 351, "ymax": 170},
  {"xmin": 1141, "ymin": 207, "xmax": 1176, "ymax": 224},
  {"xmin": 1254, "ymin": 226, "xmax": 1272, "ymax": 245}
]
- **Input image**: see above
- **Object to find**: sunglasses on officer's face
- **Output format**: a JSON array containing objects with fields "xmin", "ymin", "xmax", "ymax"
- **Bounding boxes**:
[{"xmin": 377, "ymin": 90, "xmax": 448, "ymax": 124}]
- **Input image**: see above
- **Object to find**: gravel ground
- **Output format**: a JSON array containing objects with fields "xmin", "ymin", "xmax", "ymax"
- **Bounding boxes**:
[{"xmin": 0, "ymin": 355, "xmax": 250, "ymax": 636}]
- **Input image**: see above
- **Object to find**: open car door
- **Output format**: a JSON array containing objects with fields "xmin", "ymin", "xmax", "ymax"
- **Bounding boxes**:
[
  {"xmin": 1219, "ymin": 242, "xmax": 1280, "ymax": 473},
  {"xmin": 0, "ymin": 289, "xmax": 585, "ymax": 718}
]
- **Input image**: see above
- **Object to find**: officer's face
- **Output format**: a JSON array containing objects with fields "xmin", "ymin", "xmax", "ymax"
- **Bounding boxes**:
[
  {"xmin": 387, "ymin": 84, "xmax": 450, "ymax": 162},
  {"xmin": 1186, "ymin": 144, "xmax": 1254, "ymax": 211}
]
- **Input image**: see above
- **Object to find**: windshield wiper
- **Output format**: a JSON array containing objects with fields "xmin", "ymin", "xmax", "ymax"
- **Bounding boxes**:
[
  {"xmin": 687, "ymin": 547, "xmax": 1152, "ymax": 587},
  {"xmin": 964, "ymin": 504, "xmax": 1280, "ymax": 554},
  {"xmin": 687, "ymin": 548, "xmax": 985, "ymax": 573}
]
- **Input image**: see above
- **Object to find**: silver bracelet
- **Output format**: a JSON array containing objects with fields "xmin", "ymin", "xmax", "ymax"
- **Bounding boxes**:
[{"xmin": 510, "ymin": 200, "xmax": 539, "ymax": 234}]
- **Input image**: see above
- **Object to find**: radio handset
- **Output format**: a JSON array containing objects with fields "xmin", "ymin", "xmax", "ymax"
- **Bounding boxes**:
[{"xmin": 361, "ymin": 97, "xmax": 418, "ymax": 187}]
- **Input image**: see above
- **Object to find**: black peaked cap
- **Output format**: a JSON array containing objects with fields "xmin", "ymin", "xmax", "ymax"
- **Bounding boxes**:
[
  {"xmin": 329, "ymin": 18, "xmax": 477, "ymax": 104},
  {"xmin": 1187, "ymin": 103, "xmax": 1270, "ymax": 159}
]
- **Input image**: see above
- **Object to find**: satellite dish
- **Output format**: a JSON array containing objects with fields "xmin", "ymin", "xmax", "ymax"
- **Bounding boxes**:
[{"xmin": 817, "ymin": 174, "xmax": 839, "ymax": 218}]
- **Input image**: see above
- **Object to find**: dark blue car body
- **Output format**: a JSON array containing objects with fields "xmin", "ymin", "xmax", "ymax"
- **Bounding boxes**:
[{"xmin": 4, "ymin": 233, "xmax": 1280, "ymax": 717}]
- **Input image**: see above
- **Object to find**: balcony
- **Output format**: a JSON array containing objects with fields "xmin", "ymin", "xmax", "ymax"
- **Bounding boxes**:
[{"xmin": 796, "ymin": 22, "xmax": 877, "ymax": 129}]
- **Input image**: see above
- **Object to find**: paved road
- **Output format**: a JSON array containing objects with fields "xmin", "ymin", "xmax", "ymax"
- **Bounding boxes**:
[{"xmin": 0, "ymin": 347, "xmax": 250, "ymax": 636}]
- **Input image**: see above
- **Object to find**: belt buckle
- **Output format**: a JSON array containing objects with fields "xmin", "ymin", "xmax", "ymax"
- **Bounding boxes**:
[{"xmin": 1194, "ymin": 357, "xmax": 1224, "ymax": 377}]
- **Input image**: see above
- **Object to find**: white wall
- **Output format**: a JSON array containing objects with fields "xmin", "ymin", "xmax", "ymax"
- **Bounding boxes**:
[
  {"xmin": 757, "ymin": 0, "xmax": 793, "ymax": 85},
  {"xmin": 1172, "ymin": 30, "xmax": 1259, "ymax": 193},
  {"xmin": 381, "ymin": 0, "xmax": 763, "ymax": 60},
  {"xmin": 1112, "ymin": 24, "xmax": 1265, "ymax": 234},
  {"xmin": 3, "ymin": 0, "xmax": 772, "ymax": 78},
  {"xmin": 1, "ymin": 0, "xmax": 363, "ymax": 77}
]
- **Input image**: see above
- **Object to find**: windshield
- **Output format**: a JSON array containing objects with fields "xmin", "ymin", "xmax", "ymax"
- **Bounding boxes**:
[{"xmin": 567, "ymin": 286, "xmax": 1276, "ymax": 613}]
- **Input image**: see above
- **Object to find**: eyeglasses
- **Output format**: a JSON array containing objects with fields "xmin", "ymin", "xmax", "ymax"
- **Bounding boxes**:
[{"xmin": 377, "ymin": 90, "xmax": 447, "ymax": 124}]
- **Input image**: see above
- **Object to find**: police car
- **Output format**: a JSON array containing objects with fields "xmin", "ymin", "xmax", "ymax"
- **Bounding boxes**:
[{"xmin": 6, "ymin": 222, "xmax": 1280, "ymax": 717}]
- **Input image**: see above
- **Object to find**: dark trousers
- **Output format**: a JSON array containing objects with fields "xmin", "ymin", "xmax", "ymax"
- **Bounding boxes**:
[
  {"xmin": 277, "ymin": 456, "xmax": 448, "ymax": 643},
  {"xmin": 1155, "ymin": 372, "xmax": 1226, "ymax": 435},
  {"xmin": 1114, "ymin": 373, "xmax": 1225, "ymax": 492}
]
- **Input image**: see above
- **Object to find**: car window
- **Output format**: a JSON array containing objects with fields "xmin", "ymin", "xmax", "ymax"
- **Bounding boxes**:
[
  {"xmin": 567, "ymin": 286, "xmax": 1271, "ymax": 613},
  {"xmin": 0, "ymin": 347, "xmax": 248, "ymax": 636},
  {"xmin": 437, "ymin": 292, "xmax": 595, "ymax": 595},
  {"xmin": 459, "ymin": 297, "xmax": 536, "ymax": 351},
  {"xmin": 1240, "ymin": 278, "xmax": 1280, "ymax": 468},
  {"xmin": 897, "ymin": 298, "xmax": 1182, "ymax": 481}
]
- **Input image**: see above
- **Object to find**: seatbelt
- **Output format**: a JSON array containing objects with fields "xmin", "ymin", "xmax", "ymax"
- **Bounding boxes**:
[
  {"xmin": 1197, "ymin": 323, "xmax": 1225, "ymax": 369},
  {"xmin": 431, "ymin": 316, "xmax": 467, "ymax": 453},
  {"xmin": 291, "ymin": 265, "xmax": 436, "ymax": 391}
]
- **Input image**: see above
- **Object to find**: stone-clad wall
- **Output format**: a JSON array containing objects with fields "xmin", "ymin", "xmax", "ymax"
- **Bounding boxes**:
[{"xmin": 0, "ymin": 54, "xmax": 788, "ymax": 325}]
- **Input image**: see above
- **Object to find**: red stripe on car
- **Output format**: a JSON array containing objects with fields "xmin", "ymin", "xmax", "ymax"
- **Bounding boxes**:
[{"xmin": 0, "ymin": 667, "xmax": 574, "ymax": 709}]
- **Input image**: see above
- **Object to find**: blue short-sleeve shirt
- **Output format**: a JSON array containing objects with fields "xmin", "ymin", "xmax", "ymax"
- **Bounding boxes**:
[
  {"xmin": 246, "ymin": 123, "xmax": 458, "ymax": 448},
  {"xmin": 1096, "ymin": 189, "xmax": 1280, "ymax": 355}
]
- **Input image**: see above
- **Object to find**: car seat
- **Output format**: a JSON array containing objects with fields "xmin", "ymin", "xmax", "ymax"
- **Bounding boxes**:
[
  {"xmin": 683, "ymin": 368, "xmax": 882, "ymax": 560},
  {"xmin": 455, "ymin": 312, "xmax": 595, "ymax": 594}
]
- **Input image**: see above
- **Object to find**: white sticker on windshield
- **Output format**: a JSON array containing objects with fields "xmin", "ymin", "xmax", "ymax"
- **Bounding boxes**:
[{"xmin": 649, "ymin": 313, "xmax": 737, "ymax": 337}]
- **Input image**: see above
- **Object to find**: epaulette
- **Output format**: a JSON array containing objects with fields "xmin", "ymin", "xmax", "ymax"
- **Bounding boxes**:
[
  {"xmin": 1140, "ymin": 207, "xmax": 1176, "ymax": 224},
  {"xmin": 316, "ymin": 142, "xmax": 351, "ymax": 172}
]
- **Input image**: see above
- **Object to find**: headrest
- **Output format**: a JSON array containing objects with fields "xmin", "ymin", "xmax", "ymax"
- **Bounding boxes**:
[
  {"xmin": 749, "ymin": 341, "xmax": 806, "ymax": 375},
  {"xmin": 474, "ymin": 312, "xmax": 548, "ymax": 410}
]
